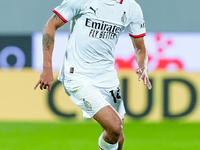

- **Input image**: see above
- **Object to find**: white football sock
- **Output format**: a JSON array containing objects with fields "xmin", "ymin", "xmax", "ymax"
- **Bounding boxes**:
[{"xmin": 98, "ymin": 132, "xmax": 118, "ymax": 150}]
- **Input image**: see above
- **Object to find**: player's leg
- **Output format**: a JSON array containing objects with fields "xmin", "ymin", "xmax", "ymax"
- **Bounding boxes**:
[
  {"xmin": 94, "ymin": 105, "xmax": 122, "ymax": 150},
  {"xmin": 117, "ymin": 124, "xmax": 124, "ymax": 150},
  {"xmin": 98, "ymin": 86, "xmax": 125, "ymax": 150},
  {"xmin": 99, "ymin": 119, "xmax": 124, "ymax": 150},
  {"xmin": 62, "ymin": 81, "xmax": 124, "ymax": 149},
  {"xmin": 100, "ymin": 126, "xmax": 124, "ymax": 150}
]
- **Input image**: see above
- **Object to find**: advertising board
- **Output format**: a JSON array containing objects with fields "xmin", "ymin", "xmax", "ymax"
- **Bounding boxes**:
[
  {"xmin": 0, "ymin": 36, "xmax": 32, "ymax": 70},
  {"xmin": 32, "ymin": 32, "xmax": 200, "ymax": 72},
  {"xmin": 0, "ymin": 69, "xmax": 199, "ymax": 122}
]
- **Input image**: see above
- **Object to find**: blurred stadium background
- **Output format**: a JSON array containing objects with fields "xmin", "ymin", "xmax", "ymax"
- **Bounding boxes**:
[{"xmin": 0, "ymin": 0, "xmax": 200, "ymax": 149}]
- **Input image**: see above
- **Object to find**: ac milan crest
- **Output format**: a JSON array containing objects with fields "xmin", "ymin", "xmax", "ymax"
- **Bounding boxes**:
[
  {"xmin": 121, "ymin": 11, "xmax": 127, "ymax": 25},
  {"xmin": 83, "ymin": 99, "xmax": 92, "ymax": 111}
]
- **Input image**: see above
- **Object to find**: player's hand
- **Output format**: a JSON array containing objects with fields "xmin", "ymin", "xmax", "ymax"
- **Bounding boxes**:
[
  {"xmin": 135, "ymin": 66, "xmax": 152, "ymax": 90},
  {"xmin": 34, "ymin": 67, "xmax": 54, "ymax": 91}
]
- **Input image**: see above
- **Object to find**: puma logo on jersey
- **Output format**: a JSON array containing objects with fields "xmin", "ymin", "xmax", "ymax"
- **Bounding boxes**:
[{"xmin": 89, "ymin": 6, "xmax": 98, "ymax": 15}]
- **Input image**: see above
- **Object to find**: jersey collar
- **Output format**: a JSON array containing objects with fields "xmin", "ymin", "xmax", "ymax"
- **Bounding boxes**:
[{"xmin": 99, "ymin": 0, "xmax": 120, "ymax": 5}]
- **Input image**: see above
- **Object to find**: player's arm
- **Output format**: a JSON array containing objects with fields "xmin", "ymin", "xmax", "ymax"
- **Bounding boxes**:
[
  {"xmin": 34, "ymin": 14, "xmax": 66, "ymax": 91},
  {"xmin": 131, "ymin": 36, "xmax": 152, "ymax": 90}
]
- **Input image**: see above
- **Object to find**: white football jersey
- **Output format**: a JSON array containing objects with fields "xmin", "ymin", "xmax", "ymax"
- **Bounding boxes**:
[{"xmin": 54, "ymin": 0, "xmax": 146, "ymax": 88}]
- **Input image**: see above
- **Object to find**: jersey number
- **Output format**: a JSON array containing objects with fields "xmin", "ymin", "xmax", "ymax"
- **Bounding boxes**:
[{"xmin": 110, "ymin": 87, "xmax": 121, "ymax": 103}]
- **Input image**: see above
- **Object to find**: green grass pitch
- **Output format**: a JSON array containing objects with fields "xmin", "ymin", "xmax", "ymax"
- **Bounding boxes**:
[{"xmin": 0, "ymin": 121, "xmax": 200, "ymax": 150}]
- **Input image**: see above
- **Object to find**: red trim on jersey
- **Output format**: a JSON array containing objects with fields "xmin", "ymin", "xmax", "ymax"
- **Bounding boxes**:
[
  {"xmin": 119, "ymin": 0, "xmax": 123, "ymax": 4},
  {"xmin": 53, "ymin": 9, "xmax": 68, "ymax": 23},
  {"xmin": 129, "ymin": 33, "xmax": 146, "ymax": 38},
  {"xmin": 99, "ymin": 145, "xmax": 104, "ymax": 150}
]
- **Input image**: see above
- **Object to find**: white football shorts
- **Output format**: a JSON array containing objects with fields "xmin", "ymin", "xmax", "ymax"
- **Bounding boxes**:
[{"xmin": 62, "ymin": 80, "xmax": 126, "ymax": 119}]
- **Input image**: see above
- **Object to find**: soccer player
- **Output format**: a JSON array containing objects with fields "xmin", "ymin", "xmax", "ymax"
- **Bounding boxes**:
[{"xmin": 34, "ymin": 0, "xmax": 152, "ymax": 149}]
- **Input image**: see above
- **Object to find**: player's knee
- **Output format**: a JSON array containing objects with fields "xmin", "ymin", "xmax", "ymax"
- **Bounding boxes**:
[
  {"xmin": 108, "ymin": 123, "xmax": 123, "ymax": 143},
  {"xmin": 112, "ymin": 124, "xmax": 123, "ymax": 135},
  {"xmin": 112, "ymin": 118, "xmax": 122, "ymax": 132}
]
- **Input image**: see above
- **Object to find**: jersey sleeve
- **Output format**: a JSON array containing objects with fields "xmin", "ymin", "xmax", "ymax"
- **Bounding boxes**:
[
  {"xmin": 127, "ymin": 3, "xmax": 146, "ymax": 38},
  {"xmin": 53, "ymin": 0, "xmax": 84, "ymax": 23}
]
